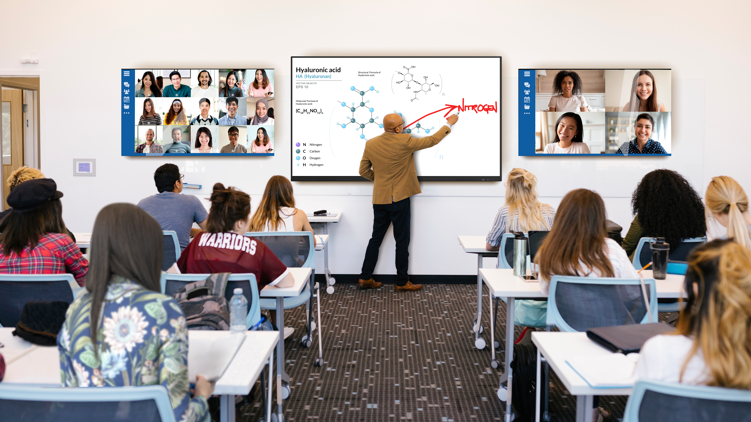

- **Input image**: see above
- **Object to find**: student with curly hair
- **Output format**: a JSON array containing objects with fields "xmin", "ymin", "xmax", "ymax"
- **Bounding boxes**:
[
  {"xmin": 547, "ymin": 70, "xmax": 588, "ymax": 112},
  {"xmin": 705, "ymin": 176, "xmax": 751, "ymax": 249},
  {"xmin": 622, "ymin": 169, "xmax": 706, "ymax": 259}
]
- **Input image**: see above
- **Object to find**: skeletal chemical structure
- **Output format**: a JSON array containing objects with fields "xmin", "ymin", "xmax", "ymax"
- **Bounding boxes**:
[
  {"xmin": 389, "ymin": 111, "xmax": 433, "ymax": 135},
  {"xmin": 336, "ymin": 86, "xmax": 381, "ymax": 139},
  {"xmin": 395, "ymin": 65, "xmax": 439, "ymax": 101}
]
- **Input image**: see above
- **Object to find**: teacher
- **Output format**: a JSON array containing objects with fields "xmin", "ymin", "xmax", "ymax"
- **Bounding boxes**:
[{"xmin": 358, "ymin": 112, "xmax": 459, "ymax": 292}]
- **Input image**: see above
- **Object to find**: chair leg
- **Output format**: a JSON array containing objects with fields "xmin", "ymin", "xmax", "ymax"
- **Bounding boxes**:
[
  {"xmin": 260, "ymin": 364, "xmax": 267, "ymax": 420},
  {"xmin": 542, "ymin": 356, "xmax": 550, "ymax": 422}
]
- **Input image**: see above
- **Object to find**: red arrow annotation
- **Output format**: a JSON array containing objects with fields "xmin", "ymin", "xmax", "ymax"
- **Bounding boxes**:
[{"xmin": 404, "ymin": 99, "xmax": 498, "ymax": 128}]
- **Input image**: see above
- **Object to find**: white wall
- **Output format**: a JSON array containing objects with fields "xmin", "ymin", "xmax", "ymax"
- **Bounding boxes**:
[{"xmin": 0, "ymin": 0, "xmax": 749, "ymax": 277}]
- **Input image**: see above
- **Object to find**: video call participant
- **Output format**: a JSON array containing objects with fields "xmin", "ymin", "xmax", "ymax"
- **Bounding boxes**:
[
  {"xmin": 190, "ymin": 98, "xmax": 218, "ymax": 125},
  {"xmin": 616, "ymin": 113, "xmax": 667, "ymax": 155},
  {"xmin": 250, "ymin": 98, "xmax": 273, "ymax": 124},
  {"xmin": 137, "ymin": 163, "xmax": 208, "ymax": 250},
  {"xmin": 191, "ymin": 70, "xmax": 218, "ymax": 97},
  {"xmin": 165, "ymin": 128, "xmax": 191, "ymax": 154},
  {"xmin": 136, "ymin": 129, "xmax": 163, "ymax": 153},
  {"xmin": 248, "ymin": 69, "xmax": 274, "ymax": 97},
  {"xmin": 163, "ymin": 71, "xmax": 191, "ymax": 97},
  {"xmin": 135, "ymin": 71, "xmax": 162, "ymax": 97},
  {"xmin": 622, "ymin": 70, "xmax": 667, "ymax": 112},
  {"xmin": 217, "ymin": 97, "xmax": 245, "ymax": 125},
  {"xmin": 543, "ymin": 112, "xmax": 591, "ymax": 154},
  {"xmin": 218, "ymin": 70, "xmax": 244, "ymax": 97},
  {"xmin": 192, "ymin": 127, "xmax": 218, "ymax": 153},
  {"xmin": 220, "ymin": 126, "xmax": 247, "ymax": 153},
  {"xmin": 138, "ymin": 98, "xmax": 161, "ymax": 125},
  {"xmin": 547, "ymin": 70, "xmax": 589, "ymax": 112},
  {"xmin": 164, "ymin": 99, "xmax": 188, "ymax": 125},
  {"xmin": 250, "ymin": 127, "xmax": 272, "ymax": 153}
]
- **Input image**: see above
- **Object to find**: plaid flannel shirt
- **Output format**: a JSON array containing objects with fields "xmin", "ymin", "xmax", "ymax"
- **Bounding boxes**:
[{"xmin": 0, "ymin": 233, "xmax": 89, "ymax": 286}]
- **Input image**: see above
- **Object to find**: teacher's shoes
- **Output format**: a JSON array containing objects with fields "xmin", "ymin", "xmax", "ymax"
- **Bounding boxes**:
[
  {"xmin": 395, "ymin": 281, "xmax": 422, "ymax": 292},
  {"xmin": 358, "ymin": 278, "xmax": 383, "ymax": 289}
]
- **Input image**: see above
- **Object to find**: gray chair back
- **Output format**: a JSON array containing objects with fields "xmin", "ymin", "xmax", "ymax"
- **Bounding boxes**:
[
  {"xmin": 245, "ymin": 232, "xmax": 313, "ymax": 268},
  {"xmin": 162, "ymin": 231, "xmax": 180, "ymax": 271},
  {"xmin": 0, "ymin": 274, "xmax": 76, "ymax": 327}
]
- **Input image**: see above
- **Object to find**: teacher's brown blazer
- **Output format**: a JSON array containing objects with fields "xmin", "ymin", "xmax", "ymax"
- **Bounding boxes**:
[{"xmin": 359, "ymin": 125, "xmax": 452, "ymax": 204}]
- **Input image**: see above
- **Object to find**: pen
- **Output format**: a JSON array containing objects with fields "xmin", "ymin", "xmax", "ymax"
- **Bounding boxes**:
[{"xmin": 638, "ymin": 262, "xmax": 652, "ymax": 273}]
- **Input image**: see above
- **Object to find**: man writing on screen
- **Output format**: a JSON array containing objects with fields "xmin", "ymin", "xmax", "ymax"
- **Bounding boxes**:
[
  {"xmin": 358, "ymin": 112, "xmax": 459, "ymax": 291},
  {"xmin": 163, "ymin": 71, "xmax": 191, "ymax": 97}
]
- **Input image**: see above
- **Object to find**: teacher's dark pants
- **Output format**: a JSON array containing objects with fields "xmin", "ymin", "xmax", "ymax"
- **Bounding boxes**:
[{"xmin": 359, "ymin": 197, "xmax": 410, "ymax": 286}]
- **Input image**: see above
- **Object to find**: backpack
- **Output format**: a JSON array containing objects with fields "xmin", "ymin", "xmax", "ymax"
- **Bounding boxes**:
[
  {"xmin": 172, "ymin": 273, "xmax": 231, "ymax": 331},
  {"xmin": 510, "ymin": 343, "xmax": 550, "ymax": 421}
]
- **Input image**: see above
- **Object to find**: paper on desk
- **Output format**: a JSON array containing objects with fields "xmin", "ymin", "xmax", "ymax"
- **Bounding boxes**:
[
  {"xmin": 188, "ymin": 332, "xmax": 245, "ymax": 382},
  {"xmin": 565, "ymin": 353, "xmax": 639, "ymax": 389}
]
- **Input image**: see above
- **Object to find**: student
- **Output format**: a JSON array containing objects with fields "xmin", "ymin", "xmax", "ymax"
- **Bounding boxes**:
[
  {"xmin": 177, "ymin": 183, "xmax": 295, "ymax": 291},
  {"xmin": 137, "ymin": 163, "xmax": 208, "ymax": 250},
  {"xmin": 250, "ymin": 127, "xmax": 273, "ymax": 153},
  {"xmin": 58, "ymin": 203, "xmax": 214, "ymax": 421},
  {"xmin": 543, "ymin": 112, "xmax": 591, "ymax": 154},
  {"xmin": 138, "ymin": 98, "xmax": 162, "ymax": 125},
  {"xmin": 547, "ymin": 70, "xmax": 588, "ymax": 112},
  {"xmin": 135, "ymin": 128, "xmax": 163, "ymax": 153},
  {"xmin": 162, "ymin": 70, "xmax": 191, "ymax": 97},
  {"xmin": 485, "ymin": 168, "xmax": 555, "ymax": 252},
  {"xmin": 249, "ymin": 175, "xmax": 315, "ymax": 241},
  {"xmin": 191, "ymin": 69, "xmax": 218, "ymax": 97},
  {"xmin": 192, "ymin": 127, "xmax": 218, "ymax": 153},
  {"xmin": 164, "ymin": 128, "xmax": 191, "ymax": 154},
  {"xmin": 189, "ymin": 98, "xmax": 218, "ymax": 126},
  {"xmin": 622, "ymin": 169, "xmax": 706, "ymax": 259},
  {"xmin": 135, "ymin": 71, "xmax": 162, "ymax": 97},
  {"xmin": 218, "ymin": 71, "xmax": 244, "ymax": 97},
  {"xmin": 250, "ymin": 98, "xmax": 273, "ymax": 125},
  {"xmin": 637, "ymin": 239, "xmax": 751, "ymax": 389},
  {"xmin": 248, "ymin": 69, "xmax": 273, "ymax": 97},
  {"xmin": 0, "ymin": 179, "xmax": 88, "ymax": 287},
  {"xmin": 705, "ymin": 175, "xmax": 751, "ymax": 248},
  {"xmin": 616, "ymin": 114, "xmax": 667, "ymax": 155},
  {"xmin": 217, "ymin": 97, "xmax": 245, "ymax": 126},
  {"xmin": 622, "ymin": 70, "xmax": 667, "ymax": 112},
  {"xmin": 164, "ymin": 99, "xmax": 188, "ymax": 125},
  {"xmin": 219, "ymin": 126, "xmax": 247, "ymax": 153}
]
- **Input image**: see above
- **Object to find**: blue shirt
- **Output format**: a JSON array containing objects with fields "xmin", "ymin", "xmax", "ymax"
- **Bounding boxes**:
[
  {"xmin": 616, "ymin": 139, "xmax": 668, "ymax": 155},
  {"xmin": 137, "ymin": 192, "xmax": 208, "ymax": 249},
  {"xmin": 162, "ymin": 84, "xmax": 192, "ymax": 97},
  {"xmin": 218, "ymin": 114, "xmax": 246, "ymax": 125},
  {"xmin": 164, "ymin": 142, "xmax": 192, "ymax": 154}
]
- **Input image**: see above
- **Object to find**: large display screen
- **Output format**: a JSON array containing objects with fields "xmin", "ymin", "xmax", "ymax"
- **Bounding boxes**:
[
  {"xmin": 518, "ymin": 69, "xmax": 671, "ymax": 156},
  {"xmin": 121, "ymin": 69, "xmax": 275, "ymax": 156},
  {"xmin": 291, "ymin": 57, "xmax": 502, "ymax": 181}
]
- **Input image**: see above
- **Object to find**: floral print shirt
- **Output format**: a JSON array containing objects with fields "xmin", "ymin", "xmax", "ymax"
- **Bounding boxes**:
[{"xmin": 58, "ymin": 277, "xmax": 209, "ymax": 422}]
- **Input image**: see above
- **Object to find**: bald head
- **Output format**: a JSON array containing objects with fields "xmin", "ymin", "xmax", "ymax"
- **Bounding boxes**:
[{"xmin": 383, "ymin": 113, "xmax": 404, "ymax": 133}]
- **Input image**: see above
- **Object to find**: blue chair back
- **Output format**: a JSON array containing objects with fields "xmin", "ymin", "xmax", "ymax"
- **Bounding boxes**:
[
  {"xmin": 0, "ymin": 274, "xmax": 79, "ymax": 327},
  {"xmin": 623, "ymin": 379, "xmax": 751, "ymax": 422},
  {"xmin": 0, "ymin": 384, "xmax": 176, "ymax": 421},
  {"xmin": 547, "ymin": 276, "xmax": 658, "ymax": 332},
  {"xmin": 163, "ymin": 231, "xmax": 180, "ymax": 272},
  {"xmin": 161, "ymin": 273, "xmax": 261, "ymax": 329},
  {"xmin": 499, "ymin": 233, "xmax": 519, "ymax": 269},
  {"xmin": 633, "ymin": 237, "xmax": 706, "ymax": 270},
  {"xmin": 244, "ymin": 231, "xmax": 315, "ymax": 269}
]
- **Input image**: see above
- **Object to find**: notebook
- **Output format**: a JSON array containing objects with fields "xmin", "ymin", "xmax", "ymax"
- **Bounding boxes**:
[
  {"xmin": 566, "ymin": 353, "xmax": 639, "ymax": 389},
  {"xmin": 587, "ymin": 323, "xmax": 675, "ymax": 354},
  {"xmin": 188, "ymin": 332, "xmax": 245, "ymax": 382}
]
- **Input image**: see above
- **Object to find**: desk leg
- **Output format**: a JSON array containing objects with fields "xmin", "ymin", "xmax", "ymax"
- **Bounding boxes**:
[
  {"xmin": 535, "ymin": 348, "xmax": 541, "ymax": 422},
  {"xmin": 276, "ymin": 297, "xmax": 288, "ymax": 416},
  {"xmin": 220, "ymin": 394, "xmax": 235, "ymax": 422},
  {"xmin": 490, "ymin": 296, "xmax": 496, "ymax": 364},
  {"xmin": 267, "ymin": 352, "xmax": 273, "ymax": 422},
  {"xmin": 503, "ymin": 297, "xmax": 515, "ymax": 421},
  {"xmin": 473, "ymin": 254, "xmax": 484, "ymax": 349},
  {"xmin": 575, "ymin": 395, "xmax": 594, "ymax": 422}
]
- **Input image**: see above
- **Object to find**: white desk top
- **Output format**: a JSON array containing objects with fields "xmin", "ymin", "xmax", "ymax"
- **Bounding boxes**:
[
  {"xmin": 307, "ymin": 212, "xmax": 341, "ymax": 223},
  {"xmin": 458, "ymin": 235, "xmax": 498, "ymax": 255},
  {"xmin": 315, "ymin": 234, "xmax": 328, "ymax": 251},
  {"xmin": 74, "ymin": 233, "xmax": 91, "ymax": 249},
  {"xmin": 532, "ymin": 332, "xmax": 633, "ymax": 396},
  {"xmin": 480, "ymin": 268, "xmax": 684, "ymax": 299},
  {"xmin": 260, "ymin": 267, "xmax": 312, "ymax": 298}
]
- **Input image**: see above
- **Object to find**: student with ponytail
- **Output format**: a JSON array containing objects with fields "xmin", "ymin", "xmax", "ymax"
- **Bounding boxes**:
[{"xmin": 705, "ymin": 176, "xmax": 751, "ymax": 249}]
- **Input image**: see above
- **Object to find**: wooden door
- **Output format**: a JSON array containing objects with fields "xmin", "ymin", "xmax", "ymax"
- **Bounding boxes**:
[{"xmin": 2, "ymin": 88, "xmax": 24, "ymax": 208}]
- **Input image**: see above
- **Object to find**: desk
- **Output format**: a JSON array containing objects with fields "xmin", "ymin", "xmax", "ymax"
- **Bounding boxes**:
[
  {"xmin": 0, "ymin": 328, "xmax": 278, "ymax": 422},
  {"xmin": 532, "ymin": 332, "xmax": 633, "ymax": 422},
  {"xmin": 74, "ymin": 233, "xmax": 91, "ymax": 249},
  {"xmin": 309, "ymin": 212, "xmax": 340, "ymax": 290},
  {"xmin": 458, "ymin": 235, "xmax": 499, "ymax": 350},
  {"xmin": 479, "ymin": 268, "xmax": 683, "ymax": 421}
]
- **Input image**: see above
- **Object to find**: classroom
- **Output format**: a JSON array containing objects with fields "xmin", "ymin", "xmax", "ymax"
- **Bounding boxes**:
[{"xmin": 0, "ymin": 0, "xmax": 750, "ymax": 421}]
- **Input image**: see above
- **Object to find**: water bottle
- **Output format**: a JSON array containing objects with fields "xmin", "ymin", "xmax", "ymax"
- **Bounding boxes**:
[
  {"xmin": 229, "ymin": 288, "xmax": 248, "ymax": 333},
  {"xmin": 512, "ymin": 232, "xmax": 528, "ymax": 276},
  {"xmin": 650, "ymin": 238, "xmax": 669, "ymax": 280}
]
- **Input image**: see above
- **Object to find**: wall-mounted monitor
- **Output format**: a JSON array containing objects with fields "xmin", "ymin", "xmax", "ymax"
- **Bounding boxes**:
[
  {"xmin": 121, "ymin": 68, "xmax": 275, "ymax": 156},
  {"xmin": 518, "ymin": 68, "xmax": 671, "ymax": 156}
]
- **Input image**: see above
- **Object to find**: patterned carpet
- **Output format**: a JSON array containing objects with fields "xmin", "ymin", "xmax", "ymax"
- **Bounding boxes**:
[{"xmin": 235, "ymin": 283, "xmax": 632, "ymax": 422}]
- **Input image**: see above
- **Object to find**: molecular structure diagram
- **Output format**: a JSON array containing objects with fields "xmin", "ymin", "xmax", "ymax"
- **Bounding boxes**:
[
  {"xmin": 395, "ymin": 65, "xmax": 439, "ymax": 102},
  {"xmin": 390, "ymin": 111, "xmax": 434, "ymax": 135},
  {"xmin": 336, "ymin": 86, "xmax": 380, "ymax": 139}
]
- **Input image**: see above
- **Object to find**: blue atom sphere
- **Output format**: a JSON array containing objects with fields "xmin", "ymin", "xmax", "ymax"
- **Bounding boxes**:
[
  {"xmin": 360, "ymin": 124, "xmax": 365, "ymax": 128},
  {"xmin": 369, "ymin": 118, "xmax": 374, "ymax": 123},
  {"xmin": 360, "ymin": 102, "xmax": 365, "ymax": 107},
  {"xmin": 350, "ymin": 86, "xmax": 355, "ymax": 91},
  {"xmin": 296, "ymin": 156, "xmax": 300, "ymax": 160},
  {"xmin": 350, "ymin": 107, "xmax": 356, "ymax": 112},
  {"xmin": 369, "ymin": 107, "xmax": 374, "ymax": 112},
  {"xmin": 350, "ymin": 118, "xmax": 356, "ymax": 123},
  {"xmin": 369, "ymin": 86, "xmax": 374, "ymax": 91},
  {"xmin": 379, "ymin": 124, "xmax": 383, "ymax": 128},
  {"xmin": 341, "ymin": 124, "xmax": 347, "ymax": 128},
  {"xmin": 360, "ymin": 134, "xmax": 365, "ymax": 139},
  {"xmin": 341, "ymin": 102, "xmax": 346, "ymax": 107},
  {"xmin": 425, "ymin": 129, "xmax": 431, "ymax": 134},
  {"xmin": 405, "ymin": 129, "xmax": 411, "ymax": 134},
  {"xmin": 416, "ymin": 123, "xmax": 421, "ymax": 128}
]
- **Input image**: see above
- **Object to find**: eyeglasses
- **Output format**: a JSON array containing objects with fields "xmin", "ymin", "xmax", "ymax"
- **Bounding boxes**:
[
  {"xmin": 228, "ymin": 133, "xmax": 239, "ymax": 138},
  {"xmin": 396, "ymin": 121, "xmax": 404, "ymax": 128},
  {"xmin": 180, "ymin": 174, "xmax": 185, "ymax": 180}
]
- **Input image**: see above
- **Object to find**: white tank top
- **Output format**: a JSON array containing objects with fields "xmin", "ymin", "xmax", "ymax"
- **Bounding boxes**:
[{"xmin": 263, "ymin": 207, "xmax": 296, "ymax": 232}]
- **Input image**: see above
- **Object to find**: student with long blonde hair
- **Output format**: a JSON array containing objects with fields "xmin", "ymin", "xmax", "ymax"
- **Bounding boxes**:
[
  {"xmin": 705, "ymin": 176, "xmax": 751, "ymax": 249},
  {"xmin": 485, "ymin": 168, "xmax": 555, "ymax": 251},
  {"xmin": 249, "ymin": 176, "xmax": 315, "ymax": 244},
  {"xmin": 637, "ymin": 240, "xmax": 751, "ymax": 389}
]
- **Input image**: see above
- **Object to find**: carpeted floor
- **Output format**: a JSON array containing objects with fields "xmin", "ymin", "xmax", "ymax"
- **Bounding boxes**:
[{"xmin": 235, "ymin": 283, "xmax": 632, "ymax": 422}]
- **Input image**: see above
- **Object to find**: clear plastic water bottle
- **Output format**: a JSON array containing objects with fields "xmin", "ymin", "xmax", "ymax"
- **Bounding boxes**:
[{"xmin": 229, "ymin": 288, "xmax": 248, "ymax": 333}]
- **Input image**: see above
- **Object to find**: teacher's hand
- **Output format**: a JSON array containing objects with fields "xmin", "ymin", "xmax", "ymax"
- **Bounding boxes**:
[{"xmin": 447, "ymin": 114, "xmax": 459, "ymax": 125}]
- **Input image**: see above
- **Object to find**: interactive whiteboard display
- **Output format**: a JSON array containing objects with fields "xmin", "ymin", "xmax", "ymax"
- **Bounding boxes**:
[{"xmin": 291, "ymin": 57, "xmax": 501, "ymax": 181}]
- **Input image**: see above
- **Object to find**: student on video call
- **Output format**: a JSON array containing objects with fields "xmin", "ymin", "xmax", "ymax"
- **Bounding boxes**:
[
  {"xmin": 622, "ymin": 70, "xmax": 667, "ymax": 112},
  {"xmin": 165, "ymin": 127, "xmax": 191, "ymax": 154},
  {"xmin": 138, "ymin": 98, "xmax": 161, "ymax": 125},
  {"xmin": 218, "ymin": 71, "xmax": 244, "ymax": 97},
  {"xmin": 616, "ymin": 113, "xmax": 667, "ymax": 155},
  {"xmin": 191, "ymin": 70, "xmax": 218, "ymax": 97},
  {"xmin": 547, "ymin": 70, "xmax": 588, "ymax": 112},
  {"xmin": 544, "ymin": 112, "xmax": 591, "ymax": 154},
  {"xmin": 220, "ymin": 126, "xmax": 247, "ymax": 153},
  {"xmin": 250, "ymin": 127, "xmax": 272, "ymax": 153},
  {"xmin": 135, "ymin": 71, "xmax": 162, "ymax": 97},
  {"xmin": 250, "ymin": 98, "xmax": 273, "ymax": 124},
  {"xmin": 135, "ymin": 129, "xmax": 163, "ymax": 153},
  {"xmin": 218, "ymin": 97, "xmax": 245, "ymax": 125},
  {"xmin": 164, "ymin": 99, "xmax": 188, "ymax": 125},
  {"xmin": 192, "ymin": 127, "xmax": 218, "ymax": 153},
  {"xmin": 163, "ymin": 71, "xmax": 191, "ymax": 97},
  {"xmin": 190, "ymin": 98, "xmax": 218, "ymax": 126},
  {"xmin": 248, "ymin": 69, "xmax": 274, "ymax": 97}
]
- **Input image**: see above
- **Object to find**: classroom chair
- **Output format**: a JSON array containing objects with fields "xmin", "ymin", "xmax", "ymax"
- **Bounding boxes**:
[
  {"xmin": 0, "ymin": 274, "xmax": 79, "ymax": 327},
  {"xmin": 162, "ymin": 230, "xmax": 181, "ymax": 271},
  {"xmin": 498, "ymin": 232, "xmax": 520, "ymax": 269},
  {"xmin": 623, "ymin": 379, "xmax": 751, "ymax": 422}
]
